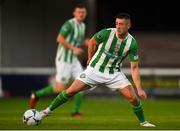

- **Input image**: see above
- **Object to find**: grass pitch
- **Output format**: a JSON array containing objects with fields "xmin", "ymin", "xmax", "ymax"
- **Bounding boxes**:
[{"xmin": 0, "ymin": 98, "xmax": 180, "ymax": 130}]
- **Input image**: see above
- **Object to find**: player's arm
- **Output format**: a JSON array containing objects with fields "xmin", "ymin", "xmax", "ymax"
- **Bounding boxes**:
[
  {"xmin": 81, "ymin": 38, "xmax": 89, "ymax": 47},
  {"xmin": 131, "ymin": 62, "xmax": 147, "ymax": 100},
  {"xmin": 87, "ymin": 38, "xmax": 98, "ymax": 64},
  {"xmin": 80, "ymin": 24, "xmax": 89, "ymax": 47},
  {"xmin": 129, "ymin": 39, "xmax": 147, "ymax": 100},
  {"xmin": 57, "ymin": 22, "xmax": 83, "ymax": 56},
  {"xmin": 87, "ymin": 29, "xmax": 107, "ymax": 64}
]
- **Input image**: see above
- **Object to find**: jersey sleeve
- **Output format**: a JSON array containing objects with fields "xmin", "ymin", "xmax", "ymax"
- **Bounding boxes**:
[
  {"xmin": 93, "ymin": 29, "xmax": 108, "ymax": 44},
  {"xmin": 128, "ymin": 39, "xmax": 139, "ymax": 62},
  {"xmin": 82, "ymin": 23, "xmax": 86, "ymax": 39},
  {"xmin": 59, "ymin": 21, "xmax": 72, "ymax": 38}
]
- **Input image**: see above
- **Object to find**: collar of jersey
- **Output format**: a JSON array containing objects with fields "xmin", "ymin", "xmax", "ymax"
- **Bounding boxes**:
[
  {"xmin": 73, "ymin": 18, "xmax": 82, "ymax": 25},
  {"xmin": 114, "ymin": 29, "xmax": 129, "ymax": 41}
]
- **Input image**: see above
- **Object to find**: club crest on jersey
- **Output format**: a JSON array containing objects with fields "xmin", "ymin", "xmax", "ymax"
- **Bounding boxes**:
[
  {"xmin": 97, "ymin": 32, "xmax": 102, "ymax": 39},
  {"xmin": 114, "ymin": 47, "xmax": 119, "ymax": 53},
  {"xmin": 63, "ymin": 26, "xmax": 68, "ymax": 32},
  {"xmin": 61, "ymin": 77, "xmax": 67, "ymax": 82},
  {"xmin": 80, "ymin": 73, "xmax": 86, "ymax": 78}
]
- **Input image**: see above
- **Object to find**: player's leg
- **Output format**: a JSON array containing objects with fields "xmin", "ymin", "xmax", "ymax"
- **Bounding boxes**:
[
  {"xmin": 40, "ymin": 79, "xmax": 88, "ymax": 118},
  {"xmin": 30, "ymin": 85, "xmax": 54, "ymax": 108},
  {"xmin": 29, "ymin": 62, "xmax": 70, "ymax": 108},
  {"xmin": 40, "ymin": 67, "xmax": 98, "ymax": 118},
  {"xmin": 71, "ymin": 60, "xmax": 84, "ymax": 117},
  {"xmin": 48, "ymin": 79, "xmax": 87, "ymax": 112},
  {"xmin": 30, "ymin": 81, "xmax": 68, "ymax": 108},
  {"xmin": 117, "ymin": 86, "xmax": 145, "ymax": 122},
  {"xmin": 71, "ymin": 91, "xmax": 83, "ymax": 117},
  {"xmin": 117, "ymin": 86, "xmax": 155, "ymax": 127},
  {"xmin": 53, "ymin": 82, "xmax": 66, "ymax": 93},
  {"xmin": 107, "ymin": 72, "xmax": 155, "ymax": 127}
]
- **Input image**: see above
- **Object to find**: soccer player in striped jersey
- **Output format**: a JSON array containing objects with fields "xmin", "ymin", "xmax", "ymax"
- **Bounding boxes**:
[
  {"xmin": 29, "ymin": 4, "xmax": 87, "ymax": 117},
  {"xmin": 40, "ymin": 13, "xmax": 155, "ymax": 127}
]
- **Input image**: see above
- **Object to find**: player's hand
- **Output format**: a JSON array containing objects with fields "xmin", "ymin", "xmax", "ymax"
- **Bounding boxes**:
[
  {"xmin": 73, "ymin": 47, "xmax": 83, "ymax": 56},
  {"xmin": 137, "ymin": 88, "xmax": 147, "ymax": 100},
  {"xmin": 87, "ymin": 59, "xmax": 91, "ymax": 65}
]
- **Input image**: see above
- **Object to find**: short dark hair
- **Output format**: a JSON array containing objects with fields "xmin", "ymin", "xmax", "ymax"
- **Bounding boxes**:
[
  {"xmin": 115, "ymin": 13, "xmax": 131, "ymax": 20},
  {"xmin": 74, "ymin": 4, "xmax": 86, "ymax": 10}
]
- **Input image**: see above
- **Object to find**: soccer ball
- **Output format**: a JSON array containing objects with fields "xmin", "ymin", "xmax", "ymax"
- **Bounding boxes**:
[{"xmin": 23, "ymin": 109, "xmax": 42, "ymax": 126}]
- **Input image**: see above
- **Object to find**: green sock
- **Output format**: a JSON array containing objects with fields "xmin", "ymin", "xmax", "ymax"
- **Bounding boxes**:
[
  {"xmin": 35, "ymin": 85, "xmax": 54, "ymax": 97},
  {"xmin": 132, "ymin": 101, "xmax": 146, "ymax": 123},
  {"xmin": 72, "ymin": 92, "xmax": 83, "ymax": 114},
  {"xmin": 49, "ymin": 90, "xmax": 72, "ymax": 111}
]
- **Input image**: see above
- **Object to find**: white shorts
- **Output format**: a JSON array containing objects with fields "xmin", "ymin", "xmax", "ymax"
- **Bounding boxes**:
[
  {"xmin": 56, "ymin": 60, "xmax": 83, "ymax": 84},
  {"xmin": 77, "ymin": 66, "xmax": 131, "ymax": 90}
]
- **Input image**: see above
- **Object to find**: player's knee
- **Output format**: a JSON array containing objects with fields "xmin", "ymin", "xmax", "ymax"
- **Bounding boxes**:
[
  {"xmin": 54, "ymin": 85, "xmax": 66, "ymax": 93},
  {"xmin": 54, "ymin": 87, "xmax": 63, "ymax": 93},
  {"xmin": 66, "ymin": 87, "xmax": 77, "ymax": 96},
  {"xmin": 128, "ymin": 95, "xmax": 137, "ymax": 103},
  {"xmin": 67, "ymin": 91, "xmax": 76, "ymax": 96}
]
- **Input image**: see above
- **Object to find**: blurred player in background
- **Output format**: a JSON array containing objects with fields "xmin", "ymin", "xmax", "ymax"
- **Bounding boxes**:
[
  {"xmin": 40, "ymin": 13, "xmax": 156, "ymax": 127},
  {"xmin": 29, "ymin": 4, "xmax": 87, "ymax": 117}
]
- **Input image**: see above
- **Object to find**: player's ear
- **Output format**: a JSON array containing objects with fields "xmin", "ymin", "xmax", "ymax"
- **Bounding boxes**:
[
  {"xmin": 127, "ymin": 20, "xmax": 131, "ymax": 29},
  {"xmin": 73, "ymin": 11, "xmax": 75, "ymax": 17},
  {"xmin": 73, "ymin": 8, "xmax": 76, "ymax": 17}
]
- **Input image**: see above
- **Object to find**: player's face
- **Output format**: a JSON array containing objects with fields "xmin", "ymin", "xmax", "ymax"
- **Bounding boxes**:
[
  {"xmin": 73, "ymin": 8, "xmax": 87, "ymax": 22},
  {"xmin": 116, "ymin": 18, "xmax": 131, "ymax": 37}
]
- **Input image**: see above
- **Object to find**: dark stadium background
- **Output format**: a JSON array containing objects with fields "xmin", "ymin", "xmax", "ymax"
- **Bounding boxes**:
[
  {"xmin": 0, "ymin": 0, "xmax": 180, "ymax": 97},
  {"xmin": 0, "ymin": 0, "xmax": 180, "ymax": 130}
]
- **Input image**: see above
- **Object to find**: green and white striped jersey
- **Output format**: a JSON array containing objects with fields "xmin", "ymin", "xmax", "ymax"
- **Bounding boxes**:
[
  {"xmin": 56, "ymin": 18, "xmax": 85, "ymax": 63},
  {"xmin": 89, "ymin": 28, "xmax": 139, "ymax": 74}
]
